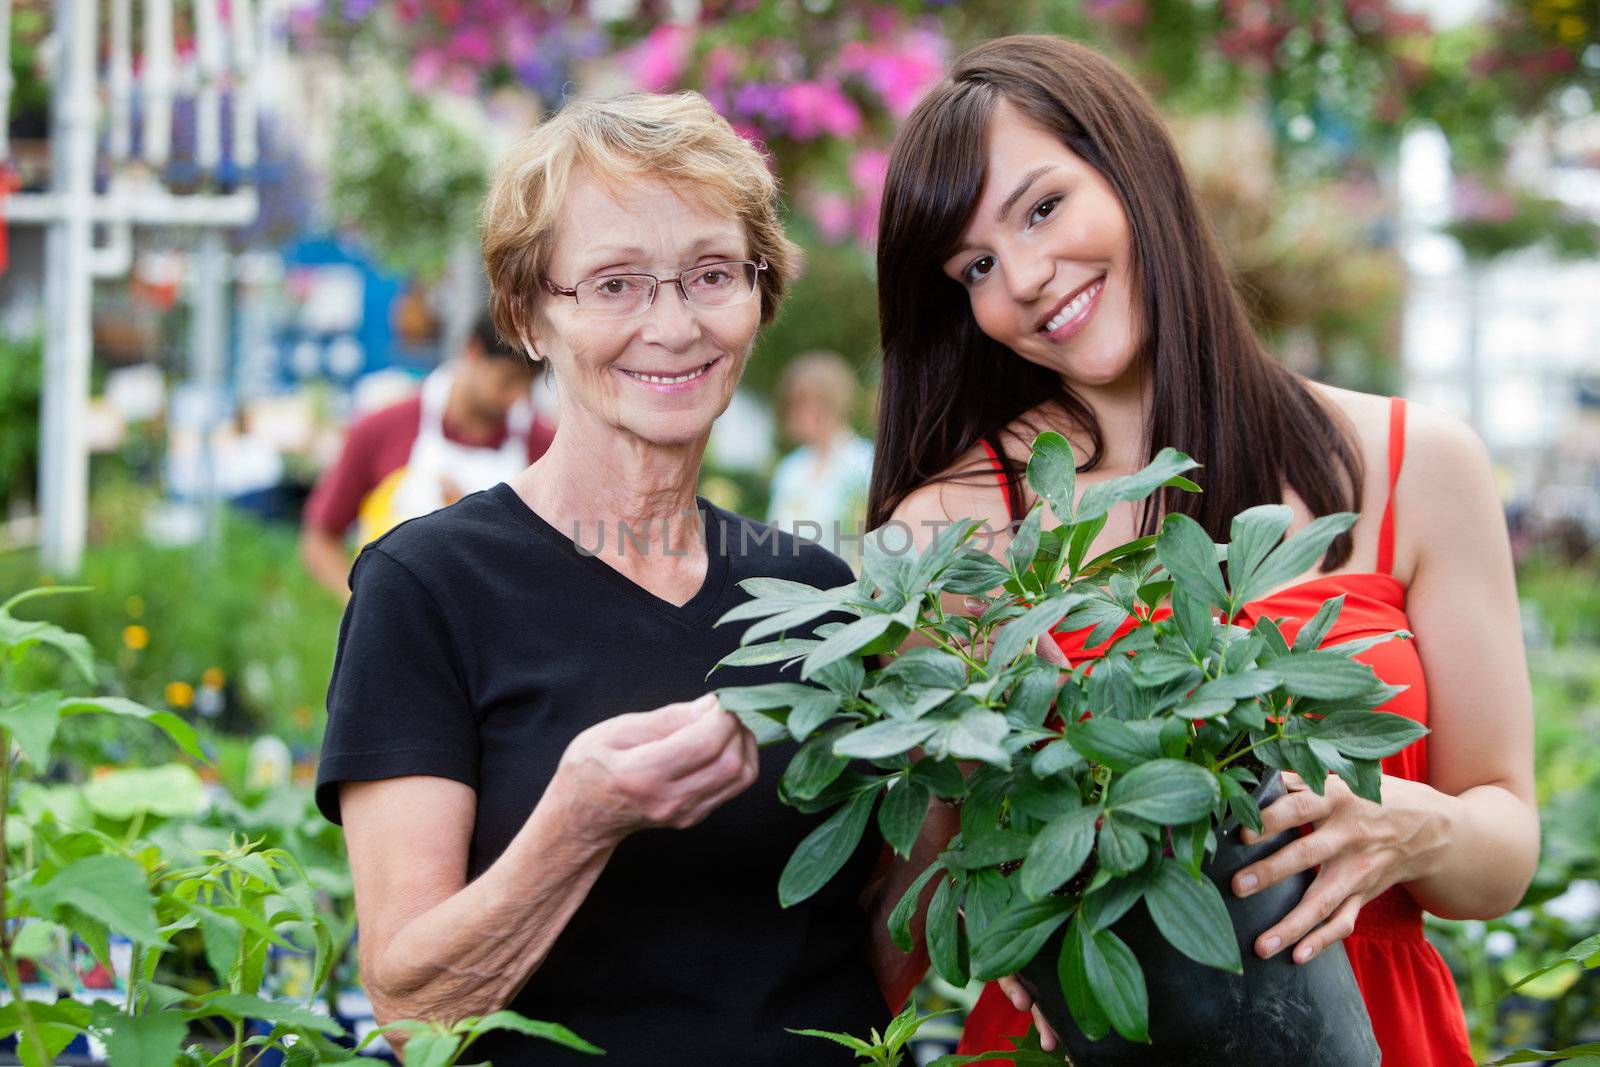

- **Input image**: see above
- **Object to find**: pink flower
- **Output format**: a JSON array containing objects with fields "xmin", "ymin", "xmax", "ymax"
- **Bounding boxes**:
[
  {"xmin": 838, "ymin": 31, "xmax": 947, "ymax": 118},
  {"xmin": 448, "ymin": 25, "xmax": 494, "ymax": 65},
  {"xmin": 806, "ymin": 191, "xmax": 854, "ymax": 243},
  {"xmin": 849, "ymin": 148, "xmax": 890, "ymax": 246},
  {"xmin": 779, "ymin": 80, "xmax": 863, "ymax": 141},
  {"xmin": 627, "ymin": 24, "xmax": 692, "ymax": 92},
  {"xmin": 409, "ymin": 47, "xmax": 446, "ymax": 90}
]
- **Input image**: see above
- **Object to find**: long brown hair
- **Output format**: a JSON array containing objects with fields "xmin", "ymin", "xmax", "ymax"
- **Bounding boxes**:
[{"xmin": 868, "ymin": 35, "xmax": 1362, "ymax": 570}]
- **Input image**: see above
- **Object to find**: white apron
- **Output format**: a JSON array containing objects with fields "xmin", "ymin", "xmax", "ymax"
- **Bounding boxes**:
[{"xmin": 358, "ymin": 364, "xmax": 532, "ymax": 543}]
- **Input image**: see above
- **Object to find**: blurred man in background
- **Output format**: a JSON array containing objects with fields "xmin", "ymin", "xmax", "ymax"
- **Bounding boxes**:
[
  {"xmin": 767, "ymin": 351, "xmax": 873, "ymax": 568},
  {"xmin": 300, "ymin": 312, "xmax": 554, "ymax": 599}
]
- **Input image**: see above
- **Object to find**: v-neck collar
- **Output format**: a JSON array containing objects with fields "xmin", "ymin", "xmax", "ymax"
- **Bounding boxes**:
[{"xmin": 489, "ymin": 482, "xmax": 731, "ymax": 627}]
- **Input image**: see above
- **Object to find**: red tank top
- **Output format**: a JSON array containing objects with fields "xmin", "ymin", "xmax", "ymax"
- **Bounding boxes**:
[{"xmin": 958, "ymin": 398, "xmax": 1474, "ymax": 1066}]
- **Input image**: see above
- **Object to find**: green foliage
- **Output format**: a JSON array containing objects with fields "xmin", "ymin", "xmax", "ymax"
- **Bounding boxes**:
[
  {"xmin": 328, "ymin": 76, "xmax": 488, "ymax": 282},
  {"xmin": 716, "ymin": 431, "xmax": 1419, "ymax": 1043},
  {"xmin": 789, "ymin": 1003, "xmax": 957, "ymax": 1067},
  {"xmin": 0, "ymin": 508, "xmax": 345, "ymax": 747},
  {"xmin": 0, "ymin": 334, "xmax": 43, "ymax": 512},
  {"xmin": 0, "ymin": 588, "xmax": 599, "ymax": 1064}
]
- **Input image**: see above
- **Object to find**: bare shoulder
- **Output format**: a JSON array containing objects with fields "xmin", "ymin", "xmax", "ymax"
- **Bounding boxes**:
[{"xmin": 888, "ymin": 443, "xmax": 1016, "ymax": 554}]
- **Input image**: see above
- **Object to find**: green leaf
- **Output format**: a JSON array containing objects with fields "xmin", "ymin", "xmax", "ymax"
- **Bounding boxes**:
[
  {"xmin": 1178, "ymin": 670, "xmax": 1282, "ymax": 719},
  {"xmin": 1076, "ymin": 448, "xmax": 1199, "ymax": 525},
  {"xmin": 94, "ymin": 1005, "xmax": 188, "ymax": 1067},
  {"xmin": 1226, "ymin": 505, "xmax": 1292, "ymax": 595},
  {"xmin": 778, "ymin": 787, "xmax": 879, "ymax": 907},
  {"xmin": 1237, "ymin": 513, "xmax": 1356, "ymax": 606},
  {"xmin": 1310, "ymin": 709, "xmax": 1429, "ymax": 759},
  {"xmin": 931, "ymin": 708, "xmax": 1010, "ymax": 767},
  {"xmin": 1324, "ymin": 629, "xmax": 1412, "ymax": 658},
  {"xmin": 1082, "ymin": 867, "xmax": 1151, "ymax": 931},
  {"xmin": 1269, "ymin": 652, "xmax": 1379, "ymax": 700},
  {"xmin": 1085, "ymin": 925, "xmax": 1150, "ymax": 1043},
  {"xmin": 1156, "ymin": 513, "xmax": 1228, "ymax": 609},
  {"xmin": 1490, "ymin": 1043, "xmax": 1600, "ymax": 1065},
  {"xmin": 1503, "ymin": 934, "xmax": 1600, "ymax": 996},
  {"xmin": 393, "ymin": 1030, "xmax": 460, "ymax": 1067},
  {"xmin": 728, "ymin": 706, "xmax": 788, "ymax": 746},
  {"xmin": 785, "ymin": 1026, "xmax": 876, "ymax": 1054},
  {"xmin": 713, "ymin": 637, "xmax": 822, "ymax": 670},
  {"xmin": 1021, "ymin": 805, "xmax": 1101, "ymax": 900},
  {"xmin": 910, "ymin": 757, "xmax": 967, "ymax": 799},
  {"xmin": 941, "ymin": 551, "xmax": 1012, "ymax": 596},
  {"xmin": 1106, "ymin": 760, "xmax": 1221, "ymax": 824},
  {"xmin": 887, "ymin": 862, "xmax": 945, "ymax": 953},
  {"xmin": 1292, "ymin": 594, "xmax": 1346, "ymax": 653},
  {"xmin": 801, "ymin": 614, "xmax": 899, "ymax": 679},
  {"xmin": 25, "ymin": 854, "xmax": 163, "ymax": 945},
  {"xmin": 834, "ymin": 718, "xmax": 938, "ymax": 761},
  {"xmin": 942, "ymin": 829, "xmax": 1033, "ymax": 871},
  {"xmin": 1144, "ymin": 859, "xmax": 1241, "ymax": 972},
  {"xmin": 1027, "ymin": 431, "xmax": 1077, "ymax": 524},
  {"xmin": 0, "ymin": 601, "xmax": 96, "ymax": 685},
  {"xmin": 927, "ymin": 873, "xmax": 969, "ymax": 986},
  {"xmin": 1096, "ymin": 813, "xmax": 1149, "ymax": 875},
  {"xmin": 465, "ymin": 1010, "xmax": 602, "ymax": 1053},
  {"xmin": 188, "ymin": 994, "xmax": 346, "ymax": 1036},
  {"xmin": 1006, "ymin": 505, "xmax": 1044, "ymax": 577},
  {"xmin": 781, "ymin": 729, "xmax": 852, "ymax": 803},
  {"xmin": 1066, "ymin": 515, "xmax": 1110, "ymax": 576},
  {"xmin": 971, "ymin": 897, "xmax": 1073, "ymax": 981},
  {"xmin": 991, "ymin": 593, "xmax": 1083, "ymax": 667},
  {"xmin": 84, "ymin": 764, "xmax": 207, "ymax": 820},
  {"xmin": 57, "ymin": 696, "xmax": 207, "ymax": 762},
  {"xmin": 1066, "ymin": 717, "xmax": 1158, "ymax": 772},
  {"xmin": 881, "ymin": 647, "xmax": 968, "ymax": 690},
  {"xmin": 739, "ymin": 601, "xmax": 849, "ymax": 645},
  {"xmin": 879, "ymin": 778, "xmax": 932, "ymax": 859},
  {"xmin": 0, "ymin": 690, "xmax": 63, "ymax": 769},
  {"xmin": 1032, "ymin": 736, "xmax": 1084, "ymax": 777},
  {"xmin": 1060, "ymin": 913, "xmax": 1112, "ymax": 1041}
]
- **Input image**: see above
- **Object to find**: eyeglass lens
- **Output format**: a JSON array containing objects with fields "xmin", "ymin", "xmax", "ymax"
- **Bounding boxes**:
[{"xmin": 574, "ymin": 261, "xmax": 758, "ymax": 317}]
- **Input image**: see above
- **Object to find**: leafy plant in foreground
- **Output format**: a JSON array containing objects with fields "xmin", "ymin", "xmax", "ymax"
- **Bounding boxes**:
[
  {"xmin": 714, "ymin": 432, "xmax": 1427, "ymax": 1042},
  {"xmin": 0, "ymin": 587, "xmax": 598, "ymax": 1065},
  {"xmin": 788, "ymin": 1003, "xmax": 955, "ymax": 1066}
]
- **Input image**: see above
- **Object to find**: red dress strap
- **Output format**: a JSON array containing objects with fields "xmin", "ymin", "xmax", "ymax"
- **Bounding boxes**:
[
  {"xmin": 1376, "ymin": 397, "xmax": 1407, "ymax": 576},
  {"xmin": 977, "ymin": 438, "xmax": 1022, "ymax": 523}
]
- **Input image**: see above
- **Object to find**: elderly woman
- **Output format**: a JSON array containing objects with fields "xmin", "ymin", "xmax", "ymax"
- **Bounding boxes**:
[{"xmin": 315, "ymin": 93, "xmax": 917, "ymax": 1063}]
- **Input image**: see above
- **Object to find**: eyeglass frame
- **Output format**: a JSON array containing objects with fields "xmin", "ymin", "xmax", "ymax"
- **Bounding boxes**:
[{"xmin": 540, "ymin": 257, "xmax": 769, "ymax": 317}]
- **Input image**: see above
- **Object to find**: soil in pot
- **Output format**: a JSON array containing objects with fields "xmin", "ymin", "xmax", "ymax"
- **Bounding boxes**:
[{"xmin": 1017, "ymin": 771, "xmax": 1380, "ymax": 1067}]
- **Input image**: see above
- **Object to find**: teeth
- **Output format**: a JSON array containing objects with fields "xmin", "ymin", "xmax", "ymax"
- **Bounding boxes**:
[
  {"xmin": 1043, "ymin": 279, "xmax": 1104, "ymax": 333},
  {"xmin": 626, "ymin": 362, "xmax": 712, "ymax": 385}
]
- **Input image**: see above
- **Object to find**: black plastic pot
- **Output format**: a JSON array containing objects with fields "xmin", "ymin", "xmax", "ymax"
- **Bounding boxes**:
[{"xmin": 1017, "ymin": 771, "xmax": 1380, "ymax": 1066}]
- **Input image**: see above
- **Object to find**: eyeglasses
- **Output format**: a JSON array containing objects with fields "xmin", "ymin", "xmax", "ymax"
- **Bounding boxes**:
[{"xmin": 541, "ymin": 258, "xmax": 768, "ymax": 320}]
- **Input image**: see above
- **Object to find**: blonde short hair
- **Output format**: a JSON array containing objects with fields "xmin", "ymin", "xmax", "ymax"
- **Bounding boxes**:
[
  {"xmin": 780, "ymin": 350, "xmax": 858, "ymax": 422},
  {"xmin": 481, "ymin": 91, "xmax": 801, "ymax": 351}
]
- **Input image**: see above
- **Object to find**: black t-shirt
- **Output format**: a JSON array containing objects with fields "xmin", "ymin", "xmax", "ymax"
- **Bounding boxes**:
[{"xmin": 316, "ymin": 482, "xmax": 884, "ymax": 1064}]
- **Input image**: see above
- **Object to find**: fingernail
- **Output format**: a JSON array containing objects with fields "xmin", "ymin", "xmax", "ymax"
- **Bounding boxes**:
[
  {"xmin": 964, "ymin": 597, "xmax": 985, "ymax": 614},
  {"xmin": 698, "ymin": 694, "xmax": 719, "ymax": 710},
  {"xmin": 1236, "ymin": 873, "xmax": 1257, "ymax": 895},
  {"xmin": 1239, "ymin": 828, "xmax": 1257, "ymax": 844},
  {"xmin": 1262, "ymin": 935, "xmax": 1281, "ymax": 956},
  {"xmin": 1295, "ymin": 944, "xmax": 1315, "ymax": 964}
]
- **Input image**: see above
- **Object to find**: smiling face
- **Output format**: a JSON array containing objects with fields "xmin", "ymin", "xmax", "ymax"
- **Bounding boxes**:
[
  {"xmin": 942, "ymin": 101, "xmax": 1144, "ymax": 394},
  {"xmin": 531, "ymin": 171, "xmax": 761, "ymax": 448}
]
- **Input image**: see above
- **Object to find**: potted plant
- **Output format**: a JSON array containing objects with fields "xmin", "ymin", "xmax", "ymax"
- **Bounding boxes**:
[{"xmin": 714, "ymin": 432, "xmax": 1425, "ymax": 1064}]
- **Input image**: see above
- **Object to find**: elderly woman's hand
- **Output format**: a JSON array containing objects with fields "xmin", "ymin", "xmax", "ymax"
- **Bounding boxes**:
[{"xmin": 552, "ymin": 694, "xmax": 760, "ymax": 844}]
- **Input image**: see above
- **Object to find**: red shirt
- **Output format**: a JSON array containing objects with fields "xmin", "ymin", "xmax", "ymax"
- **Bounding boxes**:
[{"xmin": 303, "ymin": 394, "xmax": 555, "ymax": 537}]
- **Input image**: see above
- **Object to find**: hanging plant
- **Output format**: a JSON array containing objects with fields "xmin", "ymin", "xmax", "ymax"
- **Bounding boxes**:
[{"xmin": 327, "ymin": 76, "xmax": 489, "ymax": 282}]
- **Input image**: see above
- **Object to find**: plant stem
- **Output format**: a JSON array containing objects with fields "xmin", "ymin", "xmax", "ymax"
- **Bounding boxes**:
[{"xmin": 0, "ymin": 727, "xmax": 53, "ymax": 1067}]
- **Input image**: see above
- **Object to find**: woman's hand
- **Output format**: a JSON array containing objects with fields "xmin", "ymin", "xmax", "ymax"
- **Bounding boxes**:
[
  {"xmin": 995, "ymin": 976, "xmax": 1061, "ymax": 1052},
  {"xmin": 1231, "ymin": 770, "xmax": 1450, "ymax": 964},
  {"xmin": 552, "ymin": 694, "xmax": 760, "ymax": 846}
]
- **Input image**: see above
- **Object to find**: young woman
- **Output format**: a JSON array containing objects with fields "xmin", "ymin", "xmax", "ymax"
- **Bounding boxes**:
[{"xmin": 870, "ymin": 35, "xmax": 1537, "ymax": 1066}]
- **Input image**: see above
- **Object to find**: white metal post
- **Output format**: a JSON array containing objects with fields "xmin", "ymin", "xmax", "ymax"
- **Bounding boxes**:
[{"xmin": 38, "ymin": 0, "xmax": 97, "ymax": 575}]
